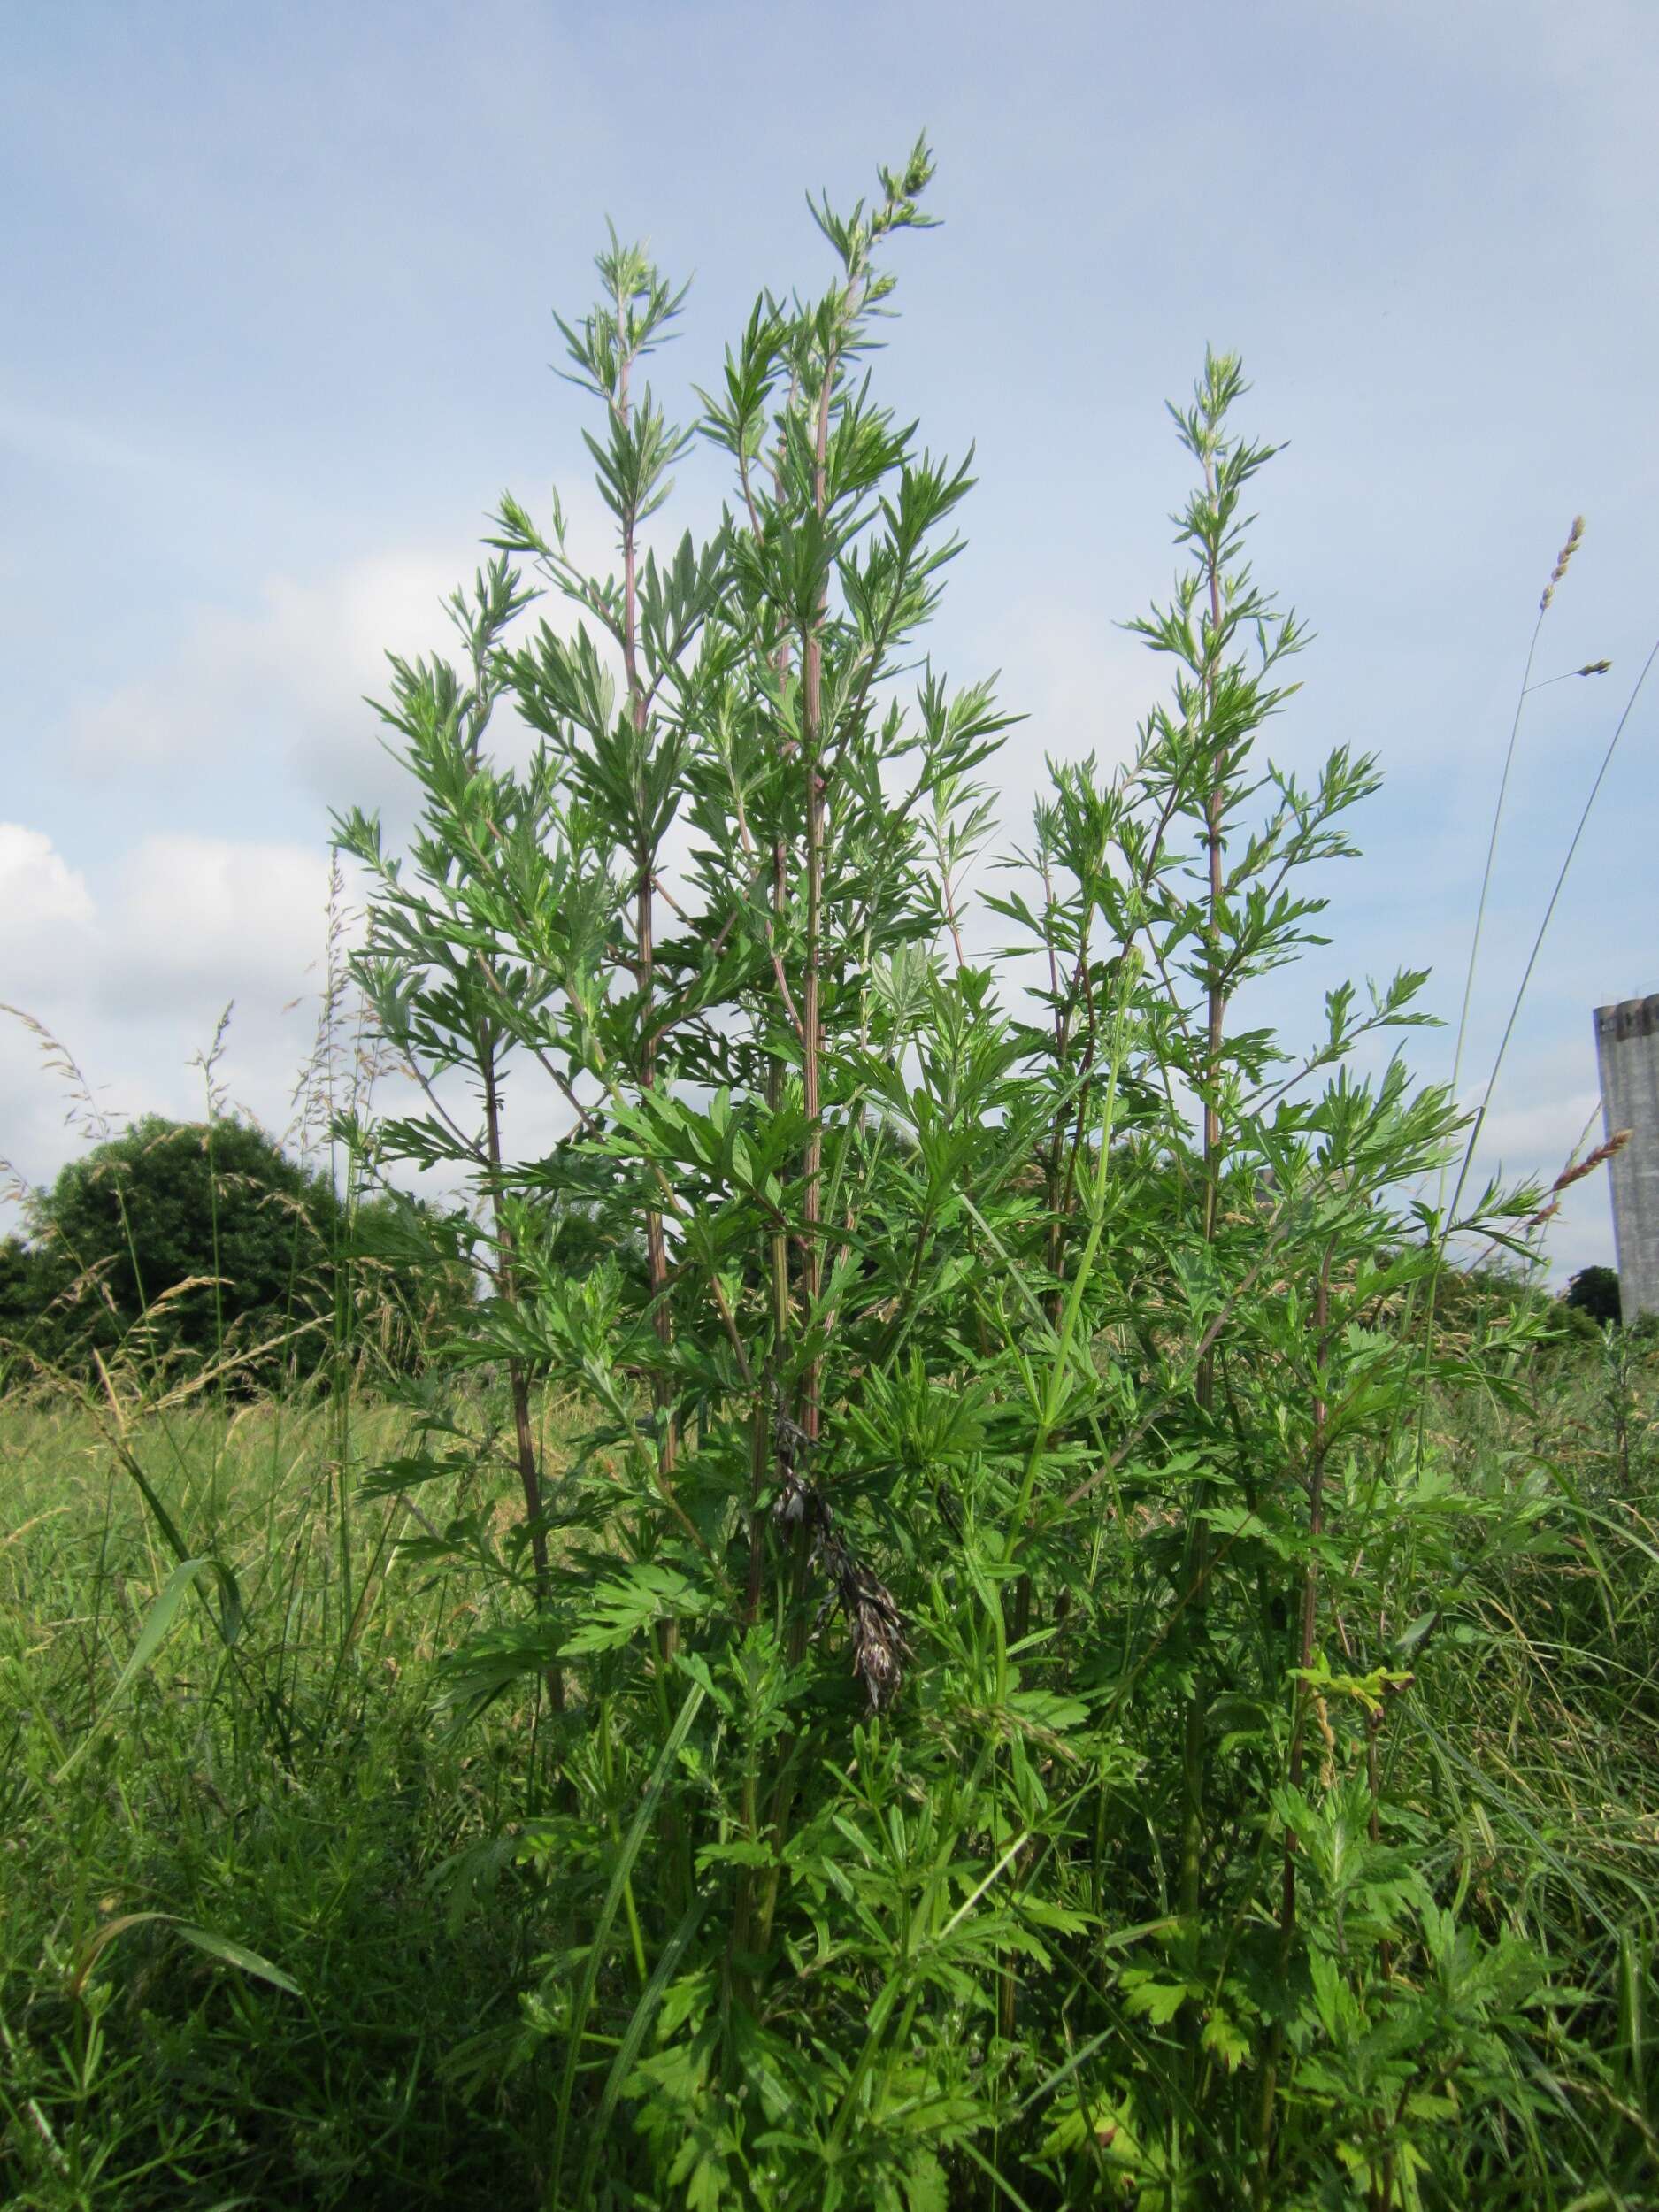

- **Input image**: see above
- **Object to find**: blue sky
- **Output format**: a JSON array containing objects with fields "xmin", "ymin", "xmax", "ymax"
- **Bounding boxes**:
[{"xmin": 3, "ymin": 0, "xmax": 1655, "ymax": 1277}]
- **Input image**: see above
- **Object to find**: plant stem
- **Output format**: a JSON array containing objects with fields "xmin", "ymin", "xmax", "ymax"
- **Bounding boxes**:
[
  {"xmin": 482, "ymin": 1038, "xmax": 563, "ymax": 1712},
  {"xmin": 1182, "ymin": 441, "xmax": 1229, "ymax": 1981},
  {"xmin": 799, "ymin": 343, "xmax": 835, "ymax": 1455},
  {"xmin": 611, "ymin": 273, "xmax": 683, "ymax": 1686},
  {"xmin": 1256, "ymin": 1246, "xmax": 1331, "ymax": 2197}
]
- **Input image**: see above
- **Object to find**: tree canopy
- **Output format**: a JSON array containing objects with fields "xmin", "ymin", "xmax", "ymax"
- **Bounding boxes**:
[
  {"xmin": 0, "ymin": 1115, "xmax": 469, "ymax": 1386},
  {"xmin": 1564, "ymin": 1263, "xmax": 1622, "ymax": 1328}
]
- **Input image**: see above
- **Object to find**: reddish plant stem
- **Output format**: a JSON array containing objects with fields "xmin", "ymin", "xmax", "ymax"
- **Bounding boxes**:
[
  {"xmin": 798, "ymin": 347, "xmax": 834, "ymax": 1454},
  {"xmin": 1180, "ymin": 450, "xmax": 1229, "ymax": 1958},
  {"xmin": 611, "ymin": 288, "xmax": 680, "ymax": 1665}
]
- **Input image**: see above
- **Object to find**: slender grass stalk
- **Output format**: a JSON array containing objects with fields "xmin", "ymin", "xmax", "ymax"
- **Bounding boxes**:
[
  {"xmin": 550, "ymin": 1679, "xmax": 705, "ymax": 2207},
  {"xmin": 1256, "ymin": 1244, "xmax": 1332, "ymax": 2198},
  {"xmin": 1446, "ymin": 626, "xmax": 1659, "ymax": 1230},
  {"xmin": 1443, "ymin": 595, "xmax": 1550, "ymax": 1183}
]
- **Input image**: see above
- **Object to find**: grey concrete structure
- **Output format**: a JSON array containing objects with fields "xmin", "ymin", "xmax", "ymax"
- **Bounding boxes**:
[{"xmin": 1594, "ymin": 994, "xmax": 1659, "ymax": 1321}]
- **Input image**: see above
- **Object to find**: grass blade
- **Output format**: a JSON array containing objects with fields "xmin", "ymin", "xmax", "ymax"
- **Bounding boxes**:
[
  {"xmin": 70, "ymin": 1909, "xmax": 301, "ymax": 1999},
  {"xmin": 551, "ymin": 1676, "xmax": 705, "ymax": 2202},
  {"xmin": 53, "ymin": 1555, "xmax": 240, "ymax": 1783},
  {"xmin": 573, "ymin": 1886, "xmax": 710, "ymax": 2205}
]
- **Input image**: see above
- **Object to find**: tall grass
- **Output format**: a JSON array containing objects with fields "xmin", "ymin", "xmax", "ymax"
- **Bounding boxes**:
[
  {"xmin": 0, "ymin": 1387, "xmax": 595, "ymax": 2208},
  {"xmin": 3, "ymin": 1340, "xmax": 1654, "ymax": 2208}
]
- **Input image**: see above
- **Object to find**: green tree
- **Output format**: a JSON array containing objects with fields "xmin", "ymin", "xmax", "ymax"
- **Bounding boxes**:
[
  {"xmin": 6, "ymin": 1116, "xmax": 472, "ymax": 1386},
  {"xmin": 14, "ymin": 1115, "xmax": 339, "ymax": 1379},
  {"xmin": 0, "ymin": 1233, "xmax": 58, "ymax": 1384},
  {"xmin": 1564, "ymin": 1262, "xmax": 1622, "ymax": 1327}
]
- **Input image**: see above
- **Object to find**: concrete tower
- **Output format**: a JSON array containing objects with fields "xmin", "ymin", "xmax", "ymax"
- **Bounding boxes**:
[{"xmin": 1594, "ymin": 994, "xmax": 1659, "ymax": 1321}]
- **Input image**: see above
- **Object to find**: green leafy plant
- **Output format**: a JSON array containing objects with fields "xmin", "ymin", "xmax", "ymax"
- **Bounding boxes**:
[{"xmin": 304, "ymin": 142, "xmax": 1657, "ymax": 2211}]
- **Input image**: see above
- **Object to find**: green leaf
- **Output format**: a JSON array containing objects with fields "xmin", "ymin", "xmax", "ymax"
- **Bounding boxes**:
[
  {"xmin": 1201, "ymin": 2007, "xmax": 1250, "ymax": 2072},
  {"xmin": 72, "ymin": 1910, "xmax": 300, "ymax": 1999},
  {"xmin": 562, "ymin": 1562, "xmax": 708, "ymax": 1654},
  {"xmin": 54, "ymin": 1557, "xmax": 240, "ymax": 1783},
  {"xmin": 1018, "ymin": 1898, "xmax": 1093, "ymax": 1936},
  {"xmin": 1119, "ymin": 1970, "xmax": 1192, "ymax": 2026},
  {"xmin": 572, "ymin": 1889, "xmax": 710, "ymax": 2207},
  {"xmin": 695, "ymin": 1839, "xmax": 776, "ymax": 1872},
  {"xmin": 904, "ymin": 2152, "xmax": 949, "ymax": 2212},
  {"xmin": 171, "ymin": 1921, "xmax": 303, "ymax": 1995}
]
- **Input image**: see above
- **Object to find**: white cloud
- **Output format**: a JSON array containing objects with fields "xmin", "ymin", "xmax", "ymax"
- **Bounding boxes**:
[
  {"xmin": 1469, "ymin": 1087, "xmax": 1602, "ymax": 1178},
  {"xmin": 60, "ymin": 488, "xmax": 630, "ymax": 821},
  {"xmin": 985, "ymin": 597, "xmax": 1156, "ymax": 818},
  {"xmin": 65, "ymin": 553, "xmax": 463, "ymax": 802},
  {"xmin": 100, "ymin": 834, "xmax": 337, "ymax": 1011},
  {"xmin": 1440, "ymin": 1079, "xmax": 1623, "ymax": 1286},
  {"xmin": 0, "ymin": 823, "xmax": 96, "ymax": 961},
  {"xmin": 0, "ymin": 819, "xmax": 347, "ymax": 1193},
  {"xmin": 0, "ymin": 810, "xmax": 586, "ymax": 1215}
]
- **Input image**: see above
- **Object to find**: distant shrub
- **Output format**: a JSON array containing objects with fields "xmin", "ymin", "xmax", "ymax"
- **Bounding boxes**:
[
  {"xmin": 1564, "ymin": 1262, "xmax": 1622, "ymax": 1328},
  {"xmin": 1, "ymin": 1115, "xmax": 469, "ymax": 1389}
]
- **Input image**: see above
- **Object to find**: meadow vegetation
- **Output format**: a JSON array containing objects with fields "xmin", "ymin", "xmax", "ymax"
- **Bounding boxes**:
[{"xmin": 4, "ymin": 144, "xmax": 1657, "ymax": 2210}]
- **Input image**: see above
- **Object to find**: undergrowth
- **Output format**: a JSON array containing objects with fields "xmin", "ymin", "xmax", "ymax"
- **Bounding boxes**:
[{"xmin": 3, "ymin": 1351, "xmax": 1655, "ymax": 2208}]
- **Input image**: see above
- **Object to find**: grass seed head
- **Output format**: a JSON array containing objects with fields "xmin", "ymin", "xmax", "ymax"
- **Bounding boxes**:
[
  {"xmin": 1540, "ymin": 514, "xmax": 1586, "ymax": 611},
  {"xmin": 1526, "ymin": 1128, "xmax": 1631, "ymax": 1226}
]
